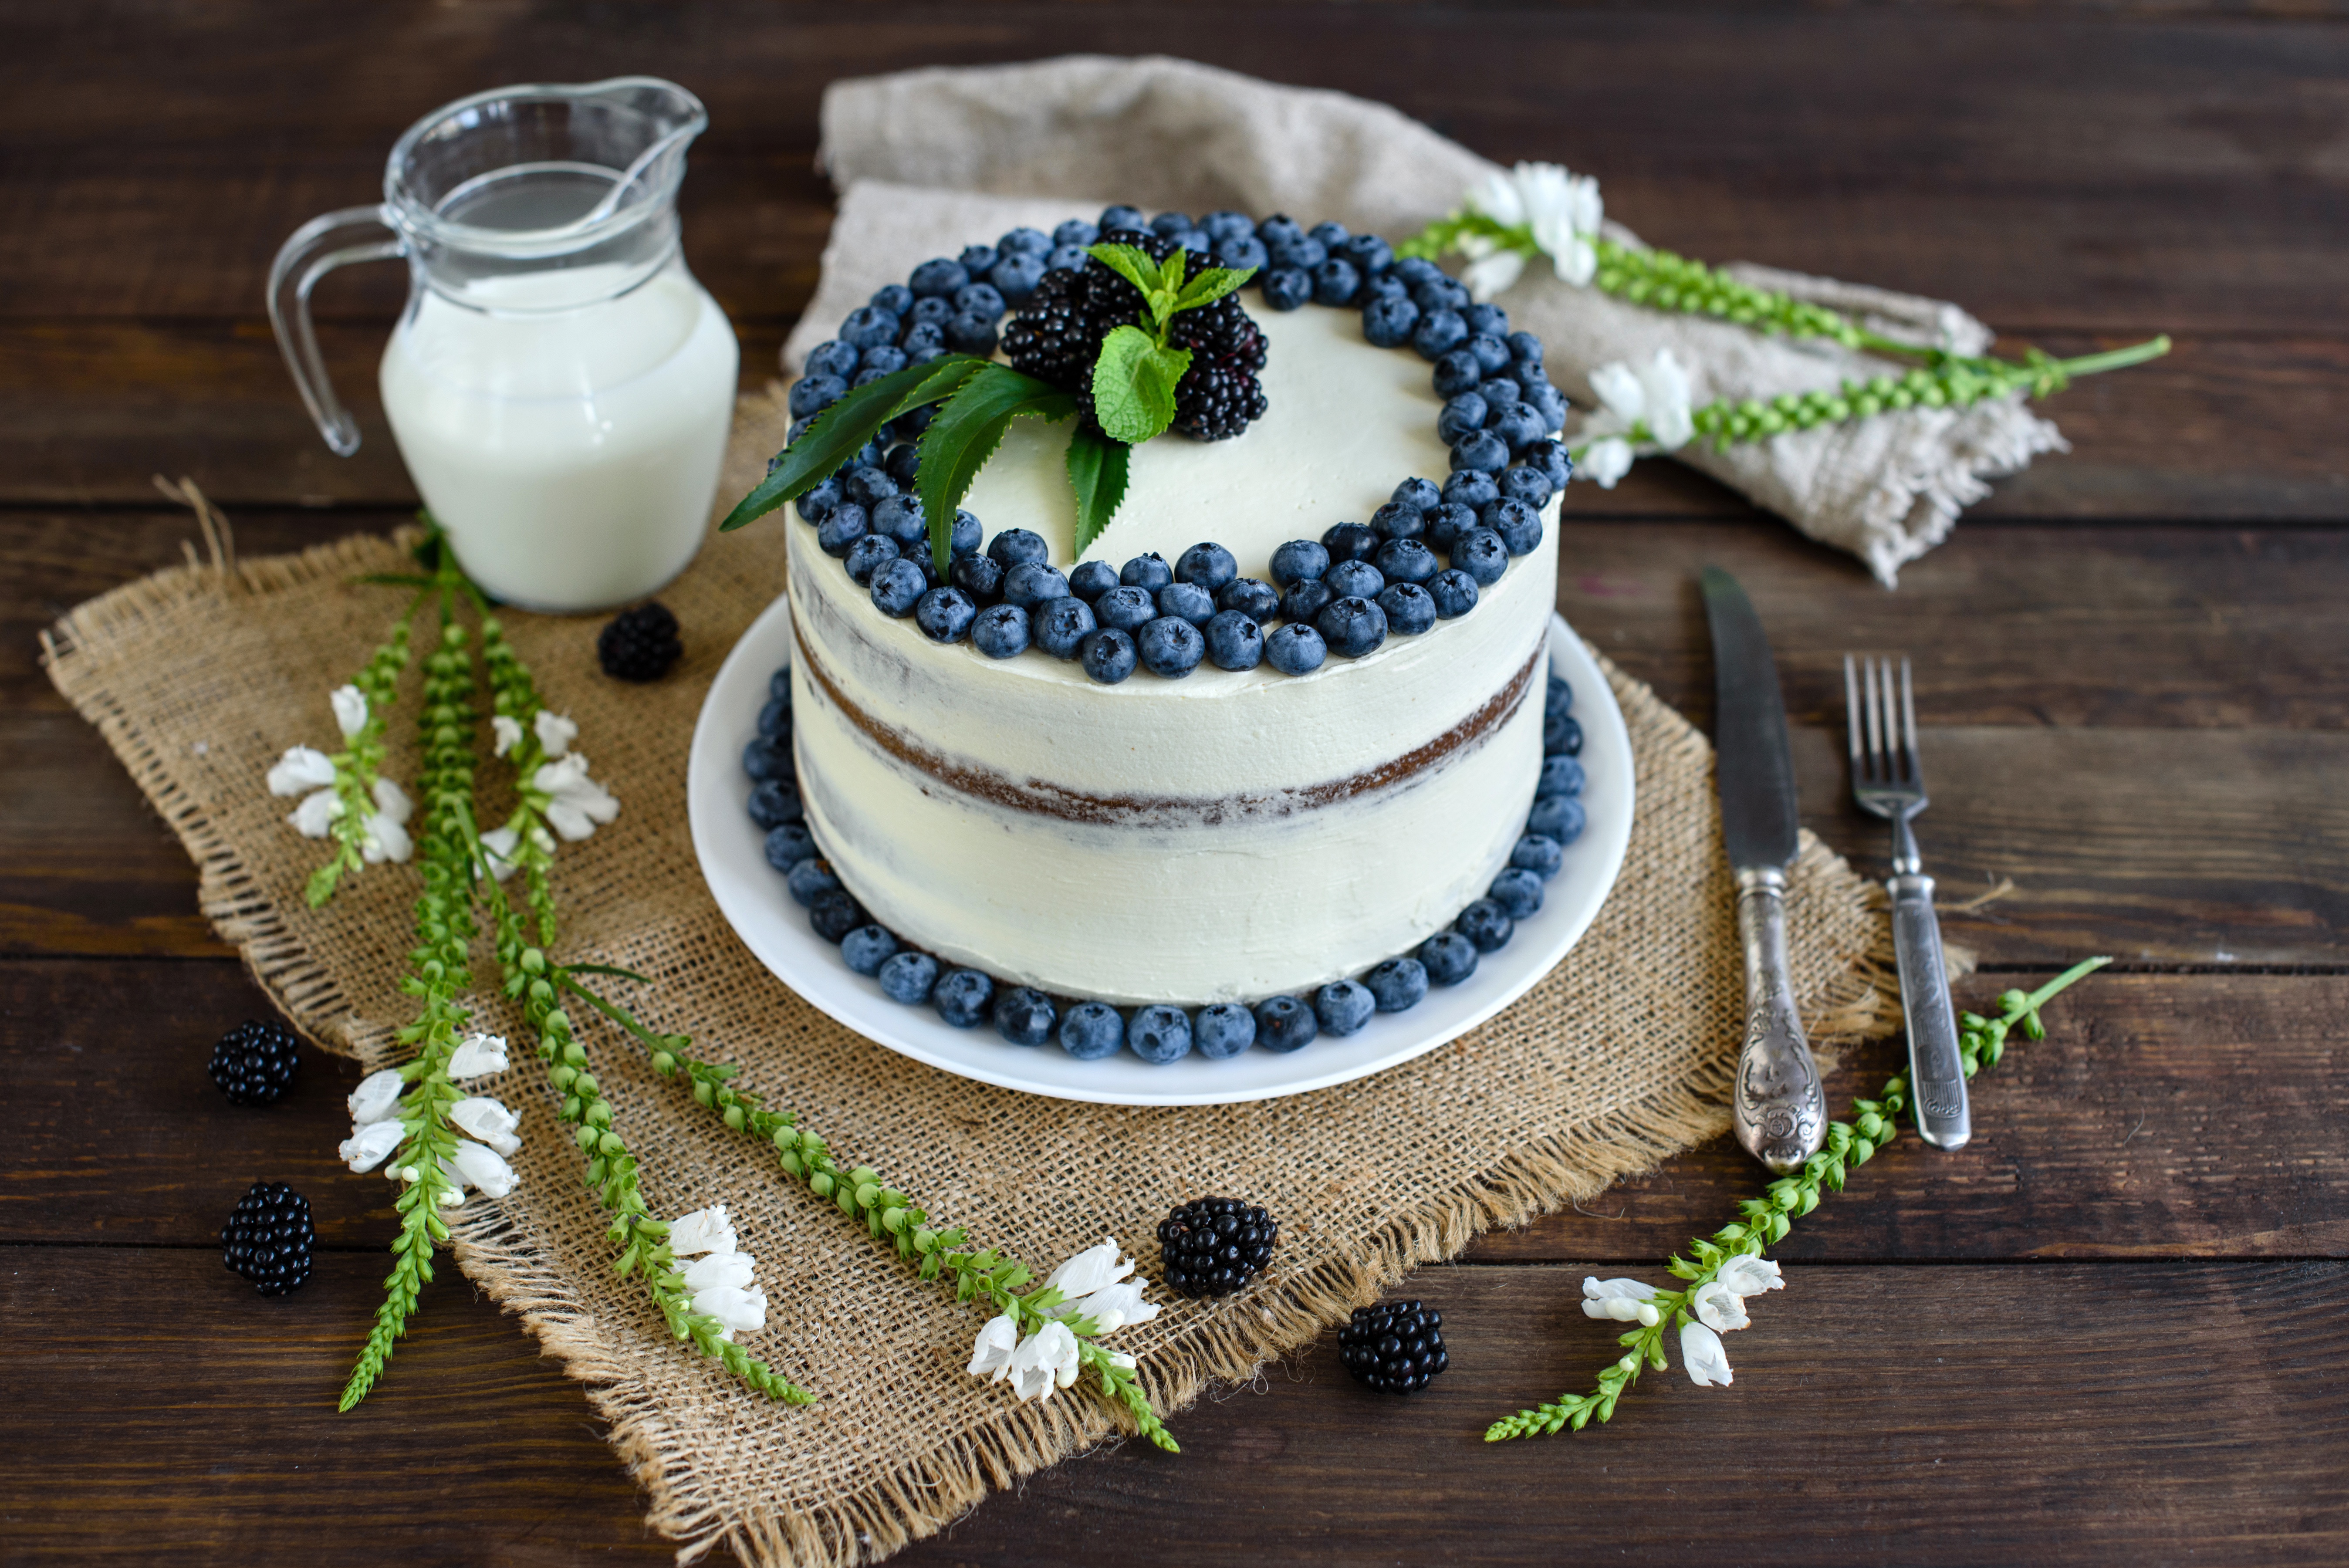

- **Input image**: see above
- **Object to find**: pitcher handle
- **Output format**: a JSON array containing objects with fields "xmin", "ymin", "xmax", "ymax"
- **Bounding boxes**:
[{"xmin": 266, "ymin": 205, "xmax": 405, "ymax": 456}]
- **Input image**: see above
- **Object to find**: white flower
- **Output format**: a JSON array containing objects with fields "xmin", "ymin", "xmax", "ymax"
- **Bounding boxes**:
[
  {"xmin": 1578, "ymin": 436, "xmax": 1636, "ymax": 490},
  {"xmin": 347, "ymin": 1068, "xmax": 405, "ymax": 1126},
  {"xmin": 449, "ymin": 1095, "xmax": 521, "ymax": 1157},
  {"xmin": 491, "ymin": 715, "xmax": 524, "ymax": 757},
  {"xmin": 479, "ymin": 825, "xmax": 523, "ymax": 882},
  {"xmin": 1457, "ymin": 230, "xmax": 1526, "ymax": 305},
  {"xmin": 682, "ymin": 1250, "xmax": 756, "ymax": 1294},
  {"xmin": 445, "ymin": 1031, "xmax": 509, "ymax": 1078},
  {"xmin": 287, "ymin": 787, "xmax": 342, "ymax": 838},
  {"xmin": 447, "ymin": 1139, "xmax": 518, "ymax": 1199},
  {"xmin": 267, "ymin": 745, "xmax": 337, "ymax": 797},
  {"xmin": 359, "ymin": 776, "xmax": 414, "ymax": 864},
  {"xmin": 1059, "ymin": 1277, "xmax": 1161, "ymax": 1335},
  {"xmin": 694, "ymin": 1284, "xmax": 767, "ymax": 1340},
  {"xmin": 1044, "ymin": 1236, "xmax": 1136, "ymax": 1301},
  {"xmin": 1582, "ymin": 348, "xmax": 1695, "ymax": 453},
  {"xmin": 1007, "ymin": 1321, "xmax": 1082, "ymax": 1401},
  {"xmin": 1716, "ymin": 1255, "xmax": 1785, "ymax": 1298},
  {"xmin": 1466, "ymin": 161, "xmax": 1602, "ymax": 287},
  {"xmin": 533, "ymin": 709, "xmax": 578, "ymax": 759},
  {"xmin": 338, "ymin": 1117, "xmax": 406, "ymax": 1173},
  {"xmin": 1581, "ymin": 1275, "xmax": 1662, "ymax": 1324},
  {"xmin": 967, "ymin": 1313, "xmax": 1021, "ymax": 1381},
  {"xmin": 1693, "ymin": 1279, "xmax": 1751, "ymax": 1334},
  {"xmin": 330, "ymin": 684, "xmax": 369, "ymax": 740},
  {"xmin": 532, "ymin": 753, "xmax": 620, "ymax": 842},
  {"xmin": 669, "ymin": 1204, "xmax": 737, "ymax": 1257},
  {"xmin": 1680, "ymin": 1320, "xmax": 1734, "ymax": 1387}
]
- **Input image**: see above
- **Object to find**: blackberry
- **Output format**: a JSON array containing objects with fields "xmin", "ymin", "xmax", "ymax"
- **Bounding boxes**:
[
  {"xmin": 1338, "ymin": 1299, "xmax": 1449, "ymax": 1394},
  {"xmin": 207, "ymin": 1019, "xmax": 301, "ymax": 1106},
  {"xmin": 998, "ymin": 265, "xmax": 1102, "ymax": 391},
  {"xmin": 1157, "ymin": 1196, "xmax": 1278, "ymax": 1298},
  {"xmin": 597, "ymin": 602, "xmax": 682, "ymax": 682},
  {"xmin": 221, "ymin": 1181, "xmax": 314, "ymax": 1296}
]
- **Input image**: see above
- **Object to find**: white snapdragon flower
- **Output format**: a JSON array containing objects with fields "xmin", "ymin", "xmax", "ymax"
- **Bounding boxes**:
[
  {"xmin": 1572, "ymin": 348, "xmax": 1696, "ymax": 488},
  {"xmin": 266, "ymin": 746, "xmax": 337, "ymax": 797},
  {"xmin": 1716, "ymin": 1255, "xmax": 1785, "ymax": 1298},
  {"xmin": 348, "ymin": 1068, "xmax": 405, "ymax": 1127},
  {"xmin": 695, "ymin": 1284, "xmax": 769, "ymax": 1341},
  {"xmin": 449, "ymin": 1095, "xmax": 521, "ymax": 1158},
  {"xmin": 338, "ymin": 1117, "xmax": 405, "ymax": 1173},
  {"xmin": 682, "ymin": 1250, "xmax": 757, "ymax": 1294},
  {"xmin": 287, "ymin": 787, "xmax": 343, "ymax": 838},
  {"xmin": 1466, "ymin": 161, "xmax": 1603, "ymax": 287},
  {"xmin": 330, "ymin": 684, "xmax": 370, "ymax": 740},
  {"xmin": 1457, "ymin": 230, "xmax": 1525, "ymax": 305},
  {"xmin": 491, "ymin": 715, "xmax": 524, "ymax": 758},
  {"xmin": 478, "ymin": 825, "xmax": 523, "ymax": 882},
  {"xmin": 359, "ymin": 775, "xmax": 414, "ymax": 864},
  {"xmin": 447, "ymin": 1139, "xmax": 519, "ymax": 1200},
  {"xmin": 1044, "ymin": 1236, "xmax": 1136, "ymax": 1300},
  {"xmin": 532, "ymin": 710, "xmax": 578, "ymax": 759},
  {"xmin": 1580, "ymin": 1276, "xmax": 1662, "ymax": 1325},
  {"xmin": 967, "ymin": 1314, "xmax": 1021, "ymax": 1381},
  {"xmin": 445, "ymin": 1031, "xmax": 509, "ymax": 1078},
  {"xmin": 1680, "ymin": 1320, "xmax": 1734, "ymax": 1387},
  {"xmin": 669, "ymin": 1205, "xmax": 738, "ymax": 1257},
  {"xmin": 1007, "ymin": 1321, "xmax": 1082, "ymax": 1401},
  {"xmin": 532, "ymin": 753, "xmax": 620, "ymax": 842},
  {"xmin": 1058, "ymin": 1277, "xmax": 1161, "ymax": 1335},
  {"xmin": 1692, "ymin": 1278, "xmax": 1751, "ymax": 1334},
  {"xmin": 1578, "ymin": 438, "xmax": 1636, "ymax": 490}
]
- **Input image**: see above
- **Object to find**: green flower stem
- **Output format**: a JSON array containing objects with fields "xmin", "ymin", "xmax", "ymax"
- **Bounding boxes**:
[
  {"xmin": 476, "ymin": 609, "xmax": 558, "ymax": 945},
  {"xmin": 1484, "ymin": 956, "xmax": 2111, "ymax": 1442},
  {"xmin": 561, "ymin": 973, "xmax": 1180, "ymax": 1451},
  {"xmin": 304, "ymin": 597, "xmax": 422, "ymax": 908}
]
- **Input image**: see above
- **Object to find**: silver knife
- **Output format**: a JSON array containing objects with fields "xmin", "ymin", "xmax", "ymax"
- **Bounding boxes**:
[{"xmin": 1701, "ymin": 567, "xmax": 1828, "ymax": 1174}]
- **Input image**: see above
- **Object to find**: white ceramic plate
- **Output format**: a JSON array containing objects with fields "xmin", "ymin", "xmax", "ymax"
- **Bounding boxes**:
[{"xmin": 688, "ymin": 599, "xmax": 1634, "ymax": 1106}]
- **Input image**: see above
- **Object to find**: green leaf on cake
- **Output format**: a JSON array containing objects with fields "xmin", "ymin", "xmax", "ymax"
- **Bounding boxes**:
[
  {"xmin": 914, "ymin": 363, "xmax": 1080, "ymax": 574},
  {"xmin": 1087, "ymin": 243, "xmax": 1165, "ymax": 303},
  {"xmin": 1172, "ymin": 265, "xmax": 1257, "ymax": 313},
  {"xmin": 1091, "ymin": 324, "xmax": 1191, "ymax": 446},
  {"xmin": 720, "ymin": 354, "xmax": 987, "ymax": 533},
  {"xmin": 1064, "ymin": 426, "xmax": 1130, "ymax": 563}
]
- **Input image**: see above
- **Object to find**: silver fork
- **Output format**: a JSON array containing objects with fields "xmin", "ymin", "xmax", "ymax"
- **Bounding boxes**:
[{"xmin": 1845, "ymin": 655, "xmax": 1970, "ymax": 1151}]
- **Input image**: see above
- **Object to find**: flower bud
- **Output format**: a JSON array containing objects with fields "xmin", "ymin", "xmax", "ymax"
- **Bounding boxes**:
[
  {"xmin": 572, "ymin": 1072, "xmax": 598, "ymax": 1097},
  {"xmin": 913, "ymin": 1227, "xmax": 936, "ymax": 1251},
  {"xmin": 693, "ymin": 1081, "xmax": 715, "ymax": 1107},
  {"xmin": 1636, "ymin": 1303, "xmax": 1660, "ymax": 1327},
  {"xmin": 551, "ymin": 1064, "xmax": 577, "ymax": 1091},
  {"xmin": 597, "ymin": 1131, "xmax": 625, "ymax": 1156},
  {"xmin": 848, "ymin": 1166, "xmax": 879, "ymax": 1188},
  {"xmin": 809, "ymin": 1171, "xmax": 835, "ymax": 1198},
  {"xmin": 562, "ymin": 1041, "xmax": 587, "ymax": 1067},
  {"xmin": 855, "ymin": 1182, "xmax": 880, "ymax": 1210},
  {"xmin": 882, "ymin": 1207, "xmax": 906, "ymax": 1233},
  {"xmin": 779, "ymin": 1150, "xmax": 804, "ymax": 1176},
  {"xmin": 723, "ymin": 1105, "xmax": 746, "ymax": 1131}
]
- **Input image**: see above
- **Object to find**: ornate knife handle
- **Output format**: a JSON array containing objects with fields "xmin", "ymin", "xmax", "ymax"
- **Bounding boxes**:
[{"xmin": 1733, "ymin": 867, "xmax": 1828, "ymax": 1173}]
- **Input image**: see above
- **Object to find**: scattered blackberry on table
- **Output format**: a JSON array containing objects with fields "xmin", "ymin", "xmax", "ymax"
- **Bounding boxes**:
[
  {"xmin": 208, "ymin": 1019, "xmax": 301, "ymax": 1106},
  {"xmin": 1339, "ymin": 1300, "xmax": 1448, "ymax": 1394},
  {"xmin": 596, "ymin": 602, "xmax": 681, "ymax": 682},
  {"xmin": 221, "ymin": 1181, "xmax": 314, "ymax": 1296},
  {"xmin": 1158, "ymin": 1196, "xmax": 1278, "ymax": 1298}
]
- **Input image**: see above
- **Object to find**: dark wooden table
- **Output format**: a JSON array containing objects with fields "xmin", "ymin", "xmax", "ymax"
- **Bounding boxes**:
[{"xmin": 6, "ymin": 6, "xmax": 2344, "ymax": 1564}]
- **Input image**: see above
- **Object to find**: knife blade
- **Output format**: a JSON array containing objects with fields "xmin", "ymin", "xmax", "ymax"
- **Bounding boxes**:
[{"xmin": 1701, "ymin": 566, "xmax": 1827, "ymax": 1174}]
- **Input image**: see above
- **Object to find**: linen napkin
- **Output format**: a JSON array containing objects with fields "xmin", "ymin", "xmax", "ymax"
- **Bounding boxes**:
[{"xmin": 803, "ymin": 54, "xmax": 2066, "ymax": 586}]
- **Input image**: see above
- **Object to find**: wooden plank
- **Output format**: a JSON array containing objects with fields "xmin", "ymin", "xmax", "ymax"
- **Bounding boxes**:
[{"xmin": 3, "ymin": 1250, "xmax": 2341, "ymax": 1564}]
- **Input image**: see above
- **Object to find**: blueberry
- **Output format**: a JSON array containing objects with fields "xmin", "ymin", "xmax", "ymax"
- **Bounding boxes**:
[
  {"xmin": 1362, "ymin": 294, "xmax": 1420, "ymax": 348},
  {"xmin": 1498, "ymin": 465, "xmax": 1555, "ymax": 510},
  {"xmin": 1511, "ymin": 833, "xmax": 1566, "ymax": 880},
  {"xmin": 1079, "ymin": 628, "xmax": 1139, "ymax": 684},
  {"xmin": 1068, "ymin": 560, "xmax": 1120, "ymax": 601},
  {"xmin": 1412, "ymin": 308, "xmax": 1468, "ymax": 361},
  {"xmin": 1425, "ymin": 502, "xmax": 1477, "ymax": 550},
  {"xmin": 1545, "ymin": 711, "xmax": 1583, "ymax": 756},
  {"xmin": 795, "ymin": 478, "xmax": 842, "ymax": 524},
  {"xmin": 1488, "ymin": 867, "xmax": 1545, "ymax": 920},
  {"xmin": 1414, "ymin": 278, "xmax": 1471, "ymax": 314},
  {"xmin": 1252, "ymin": 995, "xmax": 1319, "ymax": 1052},
  {"xmin": 1149, "ymin": 211, "xmax": 1196, "ymax": 238},
  {"xmin": 840, "ymin": 305, "xmax": 899, "ymax": 349},
  {"xmin": 1261, "ymin": 267, "xmax": 1311, "ymax": 311},
  {"xmin": 1321, "ymin": 523, "xmax": 1379, "ymax": 564},
  {"xmin": 1365, "ymin": 957, "xmax": 1429, "ymax": 1013},
  {"xmin": 806, "ymin": 340, "xmax": 859, "ymax": 381},
  {"xmin": 1120, "ymin": 552, "xmax": 1173, "ymax": 590},
  {"xmin": 1437, "ymin": 394, "xmax": 1488, "ymax": 446},
  {"xmin": 862, "ymin": 344, "xmax": 908, "ymax": 376},
  {"xmin": 943, "ymin": 312, "xmax": 999, "ymax": 356},
  {"xmin": 1374, "ymin": 538, "xmax": 1438, "ymax": 585},
  {"xmin": 884, "ymin": 442, "xmax": 923, "ymax": 488},
  {"xmin": 1455, "ymin": 898, "xmax": 1514, "ymax": 953},
  {"xmin": 993, "ymin": 987, "xmax": 1058, "ymax": 1046},
  {"xmin": 1098, "ymin": 204, "xmax": 1146, "ymax": 232},
  {"xmin": 757, "ymin": 695, "xmax": 791, "ymax": 739},
  {"xmin": 743, "ymin": 738, "xmax": 790, "ymax": 782},
  {"xmin": 1194, "ymin": 1002, "xmax": 1257, "ymax": 1059},
  {"xmin": 770, "ymin": 666, "xmax": 794, "ymax": 702},
  {"xmin": 1477, "ymin": 377, "xmax": 1521, "ymax": 412},
  {"xmin": 988, "ymin": 528, "xmax": 1050, "ymax": 570},
  {"xmin": 1494, "ymin": 403, "xmax": 1548, "ymax": 450},
  {"xmin": 1528, "ymin": 794, "xmax": 1586, "ymax": 845},
  {"xmin": 1256, "ymin": 214, "xmax": 1304, "ymax": 247},
  {"xmin": 788, "ymin": 374, "xmax": 846, "ymax": 419},
  {"xmin": 843, "ymin": 533, "xmax": 900, "ymax": 586},
  {"xmin": 748, "ymin": 779, "xmax": 803, "ymax": 830},
  {"xmin": 1093, "ymin": 585, "xmax": 1156, "ymax": 632},
  {"xmin": 1316, "ymin": 595, "xmax": 1388, "ymax": 658},
  {"xmin": 1218, "ymin": 235, "xmax": 1270, "ymax": 271},
  {"xmin": 1554, "ymin": 672, "xmax": 1576, "ymax": 713},
  {"xmin": 1059, "ymin": 1000, "xmax": 1125, "ymax": 1058},
  {"xmin": 808, "ymin": 887, "xmax": 867, "ymax": 943},
  {"xmin": 1452, "ymin": 528, "xmax": 1509, "ymax": 586},
  {"xmin": 1203, "ymin": 210, "xmax": 1256, "ymax": 244},
  {"xmin": 871, "ymin": 496, "xmax": 925, "ymax": 549},
  {"xmin": 1538, "ymin": 754, "xmax": 1585, "ymax": 798},
  {"xmin": 1314, "ymin": 980, "xmax": 1376, "ymax": 1037},
  {"xmin": 949, "ymin": 508, "xmax": 983, "ymax": 558},
  {"xmin": 1341, "ymin": 233, "xmax": 1395, "ymax": 277},
  {"xmin": 1506, "ymin": 330, "xmax": 1545, "ymax": 368},
  {"xmin": 1419, "ymin": 930, "xmax": 1479, "ymax": 986},
  {"xmin": 1465, "ymin": 332, "xmax": 1513, "ymax": 375},
  {"xmin": 915, "ymin": 587, "xmax": 977, "ymax": 644},
  {"xmin": 1426, "ymin": 568, "xmax": 1480, "ymax": 618},
  {"xmin": 909, "ymin": 257, "xmax": 968, "ymax": 297},
  {"xmin": 846, "ymin": 466, "xmax": 897, "ymax": 508},
  {"xmin": 1269, "ymin": 234, "xmax": 1327, "ymax": 271},
  {"xmin": 850, "ymin": 365, "xmax": 899, "ymax": 390},
  {"xmin": 1123, "ymin": 1005, "xmax": 1192, "ymax": 1063},
  {"xmin": 1216, "ymin": 577, "xmax": 1280, "ymax": 621},
  {"xmin": 1371, "ymin": 501, "xmax": 1426, "ymax": 541},
  {"xmin": 878, "ymin": 951, "xmax": 940, "ymax": 1005},
  {"xmin": 1452, "ymin": 430, "xmax": 1510, "ymax": 473},
  {"xmin": 841, "ymin": 925, "xmax": 899, "ymax": 976},
  {"xmin": 953, "ymin": 281, "xmax": 1007, "ymax": 320},
  {"xmin": 1388, "ymin": 476, "xmax": 1441, "ymax": 513},
  {"xmin": 1306, "ymin": 220, "xmax": 1351, "ymax": 250},
  {"xmin": 909, "ymin": 295, "xmax": 954, "ymax": 329},
  {"xmin": 1525, "ymin": 383, "xmax": 1570, "ymax": 434},
  {"xmin": 1205, "ymin": 610, "xmax": 1265, "ymax": 671},
  {"xmin": 869, "ymin": 558, "xmax": 927, "ymax": 617},
  {"xmin": 1442, "ymin": 470, "xmax": 1500, "ymax": 512},
  {"xmin": 1311, "ymin": 257, "xmax": 1362, "ymax": 306},
  {"xmin": 1523, "ymin": 439, "xmax": 1572, "ymax": 490},
  {"xmin": 958, "ymin": 243, "xmax": 1000, "ymax": 275},
  {"xmin": 1377, "ymin": 582, "xmax": 1436, "ymax": 635},
  {"xmin": 949, "ymin": 553, "xmax": 1003, "ymax": 607},
  {"xmin": 1156, "ymin": 581, "xmax": 1215, "ymax": 626},
  {"xmin": 1173, "ymin": 541, "xmax": 1236, "ymax": 592},
  {"xmin": 1357, "ymin": 272, "xmax": 1409, "ymax": 308},
  {"xmin": 1484, "ymin": 498, "xmax": 1544, "ymax": 556},
  {"xmin": 1033, "ymin": 596, "xmax": 1098, "ymax": 659},
  {"xmin": 869, "ymin": 284, "xmax": 916, "ymax": 316},
  {"xmin": 1137, "ymin": 616, "xmax": 1206, "ymax": 679},
  {"xmin": 971, "ymin": 603, "xmax": 1030, "ymax": 659},
  {"xmin": 1277, "ymin": 579, "xmax": 1334, "ymax": 625},
  {"xmin": 1266, "ymin": 622, "xmax": 1328, "ymax": 675},
  {"xmin": 897, "ymin": 397, "xmax": 937, "ymax": 427},
  {"xmin": 763, "ymin": 822, "xmax": 816, "ymax": 872},
  {"xmin": 786, "ymin": 855, "xmax": 840, "ymax": 906},
  {"xmin": 1054, "ymin": 218, "xmax": 1102, "ymax": 249},
  {"xmin": 933, "ymin": 968, "xmax": 994, "ymax": 1028},
  {"xmin": 1324, "ymin": 559, "xmax": 1385, "ymax": 599},
  {"xmin": 1433, "ymin": 350, "xmax": 1484, "ymax": 401},
  {"xmin": 990, "ymin": 253, "xmax": 1046, "ymax": 304},
  {"xmin": 1003, "ymin": 560, "xmax": 1070, "ymax": 611}
]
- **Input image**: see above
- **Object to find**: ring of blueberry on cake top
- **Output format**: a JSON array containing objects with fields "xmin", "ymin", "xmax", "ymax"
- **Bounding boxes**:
[{"xmin": 733, "ymin": 205, "xmax": 1571, "ymax": 687}]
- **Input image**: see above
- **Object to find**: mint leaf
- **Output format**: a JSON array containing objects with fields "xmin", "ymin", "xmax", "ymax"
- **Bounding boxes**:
[
  {"xmin": 1091, "ymin": 325, "xmax": 1191, "ymax": 445},
  {"xmin": 720, "ymin": 355, "xmax": 986, "ymax": 532},
  {"xmin": 1064, "ymin": 426, "xmax": 1130, "ymax": 561},
  {"xmin": 1172, "ymin": 265, "xmax": 1257, "ymax": 314},
  {"xmin": 1086, "ymin": 243, "xmax": 1163, "ymax": 300},
  {"xmin": 914, "ymin": 364, "xmax": 1080, "ymax": 574}
]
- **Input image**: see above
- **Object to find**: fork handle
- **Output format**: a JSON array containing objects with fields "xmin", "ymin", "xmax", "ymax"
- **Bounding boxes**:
[{"xmin": 1889, "ymin": 872, "xmax": 1971, "ymax": 1150}]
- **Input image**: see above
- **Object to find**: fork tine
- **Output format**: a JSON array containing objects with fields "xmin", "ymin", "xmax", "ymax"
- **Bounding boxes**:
[
  {"xmin": 1898, "ymin": 656, "xmax": 1920, "ymax": 784},
  {"xmin": 1863, "ymin": 655, "xmax": 1886, "ymax": 781},
  {"xmin": 1843, "ymin": 654, "xmax": 1864, "ymax": 776}
]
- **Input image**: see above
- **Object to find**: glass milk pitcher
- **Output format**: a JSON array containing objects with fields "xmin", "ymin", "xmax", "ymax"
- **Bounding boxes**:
[{"xmin": 269, "ymin": 78, "xmax": 738, "ymax": 612}]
